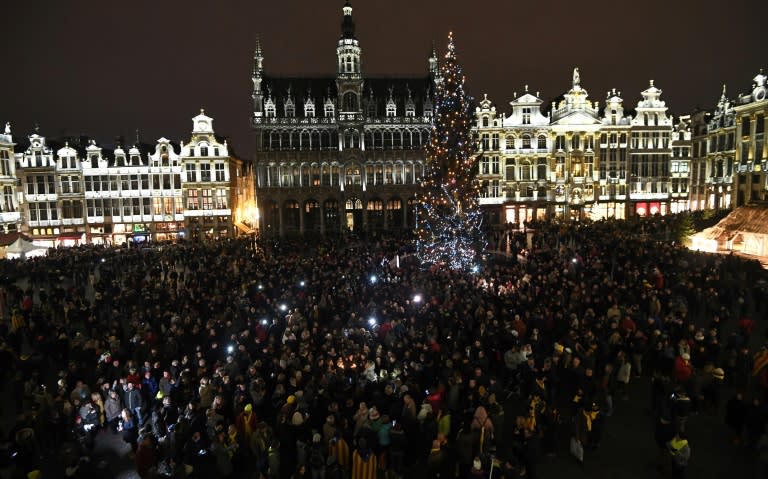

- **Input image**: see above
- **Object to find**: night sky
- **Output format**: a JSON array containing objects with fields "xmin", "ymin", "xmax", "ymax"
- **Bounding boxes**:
[{"xmin": 2, "ymin": 0, "xmax": 766, "ymax": 159}]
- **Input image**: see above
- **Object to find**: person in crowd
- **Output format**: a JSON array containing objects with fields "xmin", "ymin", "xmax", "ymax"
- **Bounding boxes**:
[{"xmin": 0, "ymin": 214, "xmax": 764, "ymax": 478}]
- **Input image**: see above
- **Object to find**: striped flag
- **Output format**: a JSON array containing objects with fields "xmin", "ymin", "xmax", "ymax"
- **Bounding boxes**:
[{"xmin": 753, "ymin": 348, "xmax": 768, "ymax": 376}]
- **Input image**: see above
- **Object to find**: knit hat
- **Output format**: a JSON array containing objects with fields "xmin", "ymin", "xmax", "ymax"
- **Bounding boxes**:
[
  {"xmin": 712, "ymin": 368, "xmax": 725, "ymax": 380},
  {"xmin": 681, "ymin": 353, "xmax": 690, "ymax": 361},
  {"xmin": 368, "ymin": 407, "xmax": 380, "ymax": 421},
  {"xmin": 291, "ymin": 411, "xmax": 304, "ymax": 426},
  {"xmin": 286, "ymin": 395, "xmax": 296, "ymax": 405}
]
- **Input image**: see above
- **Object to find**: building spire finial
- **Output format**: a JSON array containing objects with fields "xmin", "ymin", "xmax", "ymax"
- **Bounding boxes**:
[
  {"xmin": 341, "ymin": 1, "xmax": 355, "ymax": 38},
  {"xmin": 254, "ymin": 34, "xmax": 263, "ymax": 58}
]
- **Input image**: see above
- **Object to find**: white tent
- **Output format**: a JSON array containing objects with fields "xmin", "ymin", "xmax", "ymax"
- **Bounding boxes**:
[{"xmin": 5, "ymin": 237, "xmax": 47, "ymax": 260}]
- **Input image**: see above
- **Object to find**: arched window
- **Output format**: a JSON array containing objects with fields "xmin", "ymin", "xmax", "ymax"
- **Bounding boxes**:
[
  {"xmin": 346, "ymin": 163, "xmax": 361, "ymax": 185},
  {"xmin": 311, "ymin": 164, "xmax": 321, "ymax": 186},
  {"xmin": 405, "ymin": 162, "xmax": 414, "ymax": 184},
  {"xmin": 403, "ymin": 130, "xmax": 412, "ymax": 149},
  {"xmin": 482, "ymin": 117, "xmax": 489, "ymax": 127},
  {"xmin": 522, "ymin": 134, "xmax": 532, "ymax": 149},
  {"xmin": 321, "ymin": 163, "xmax": 331, "ymax": 186},
  {"xmin": 394, "ymin": 161, "xmax": 404, "ymax": 184},
  {"xmin": 384, "ymin": 131, "xmax": 393, "ymax": 149},
  {"xmin": 537, "ymin": 135, "xmax": 547, "ymax": 149},
  {"xmin": 506, "ymin": 135, "xmax": 515, "ymax": 150}
]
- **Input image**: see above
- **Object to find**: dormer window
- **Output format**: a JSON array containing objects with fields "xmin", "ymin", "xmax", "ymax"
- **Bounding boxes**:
[
  {"xmin": 522, "ymin": 107, "xmax": 531, "ymax": 125},
  {"xmin": 482, "ymin": 117, "xmax": 489, "ymax": 127},
  {"xmin": 367, "ymin": 100, "xmax": 376, "ymax": 118},
  {"xmin": 305, "ymin": 100, "xmax": 315, "ymax": 118},
  {"xmin": 90, "ymin": 154, "xmax": 99, "ymax": 163},
  {"xmin": 325, "ymin": 102, "xmax": 335, "ymax": 118},
  {"xmin": 116, "ymin": 155, "xmax": 125, "ymax": 167},
  {"xmin": 200, "ymin": 146, "xmax": 208, "ymax": 157},
  {"xmin": 386, "ymin": 101, "xmax": 396, "ymax": 117},
  {"xmin": 285, "ymin": 100, "xmax": 295, "ymax": 117},
  {"xmin": 405, "ymin": 102, "xmax": 415, "ymax": 118},
  {"xmin": 131, "ymin": 155, "xmax": 141, "ymax": 166},
  {"xmin": 423, "ymin": 100, "xmax": 433, "ymax": 117},
  {"xmin": 265, "ymin": 99, "xmax": 276, "ymax": 118}
]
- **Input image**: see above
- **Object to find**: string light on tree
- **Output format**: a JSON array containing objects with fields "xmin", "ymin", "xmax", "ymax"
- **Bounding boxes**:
[{"xmin": 414, "ymin": 32, "xmax": 486, "ymax": 271}]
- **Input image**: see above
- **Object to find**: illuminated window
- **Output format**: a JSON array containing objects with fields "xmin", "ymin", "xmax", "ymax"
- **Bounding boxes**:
[
  {"xmin": 215, "ymin": 189, "xmax": 227, "ymax": 209},
  {"xmin": 202, "ymin": 189, "xmax": 212, "ymax": 210},
  {"xmin": 187, "ymin": 190, "xmax": 199, "ymax": 210}
]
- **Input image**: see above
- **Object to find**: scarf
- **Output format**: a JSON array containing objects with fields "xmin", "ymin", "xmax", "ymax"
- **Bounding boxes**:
[{"xmin": 583, "ymin": 410, "xmax": 598, "ymax": 431}]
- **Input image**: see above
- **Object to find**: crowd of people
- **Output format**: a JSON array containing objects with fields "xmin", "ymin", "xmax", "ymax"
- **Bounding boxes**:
[{"xmin": 0, "ymin": 215, "xmax": 767, "ymax": 479}]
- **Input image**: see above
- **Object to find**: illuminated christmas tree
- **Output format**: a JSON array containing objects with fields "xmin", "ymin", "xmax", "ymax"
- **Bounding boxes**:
[{"xmin": 415, "ymin": 32, "xmax": 486, "ymax": 270}]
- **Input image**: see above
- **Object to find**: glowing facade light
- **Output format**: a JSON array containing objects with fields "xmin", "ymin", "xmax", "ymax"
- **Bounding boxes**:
[
  {"xmin": 369, "ymin": 275, "xmax": 377, "ymax": 284},
  {"xmin": 413, "ymin": 294, "xmax": 422, "ymax": 303},
  {"xmin": 368, "ymin": 317, "xmax": 376, "ymax": 326},
  {"xmin": 279, "ymin": 304, "xmax": 287, "ymax": 311}
]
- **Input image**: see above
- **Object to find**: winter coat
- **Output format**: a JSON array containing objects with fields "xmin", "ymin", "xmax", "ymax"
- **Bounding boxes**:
[{"xmin": 105, "ymin": 396, "xmax": 122, "ymax": 422}]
